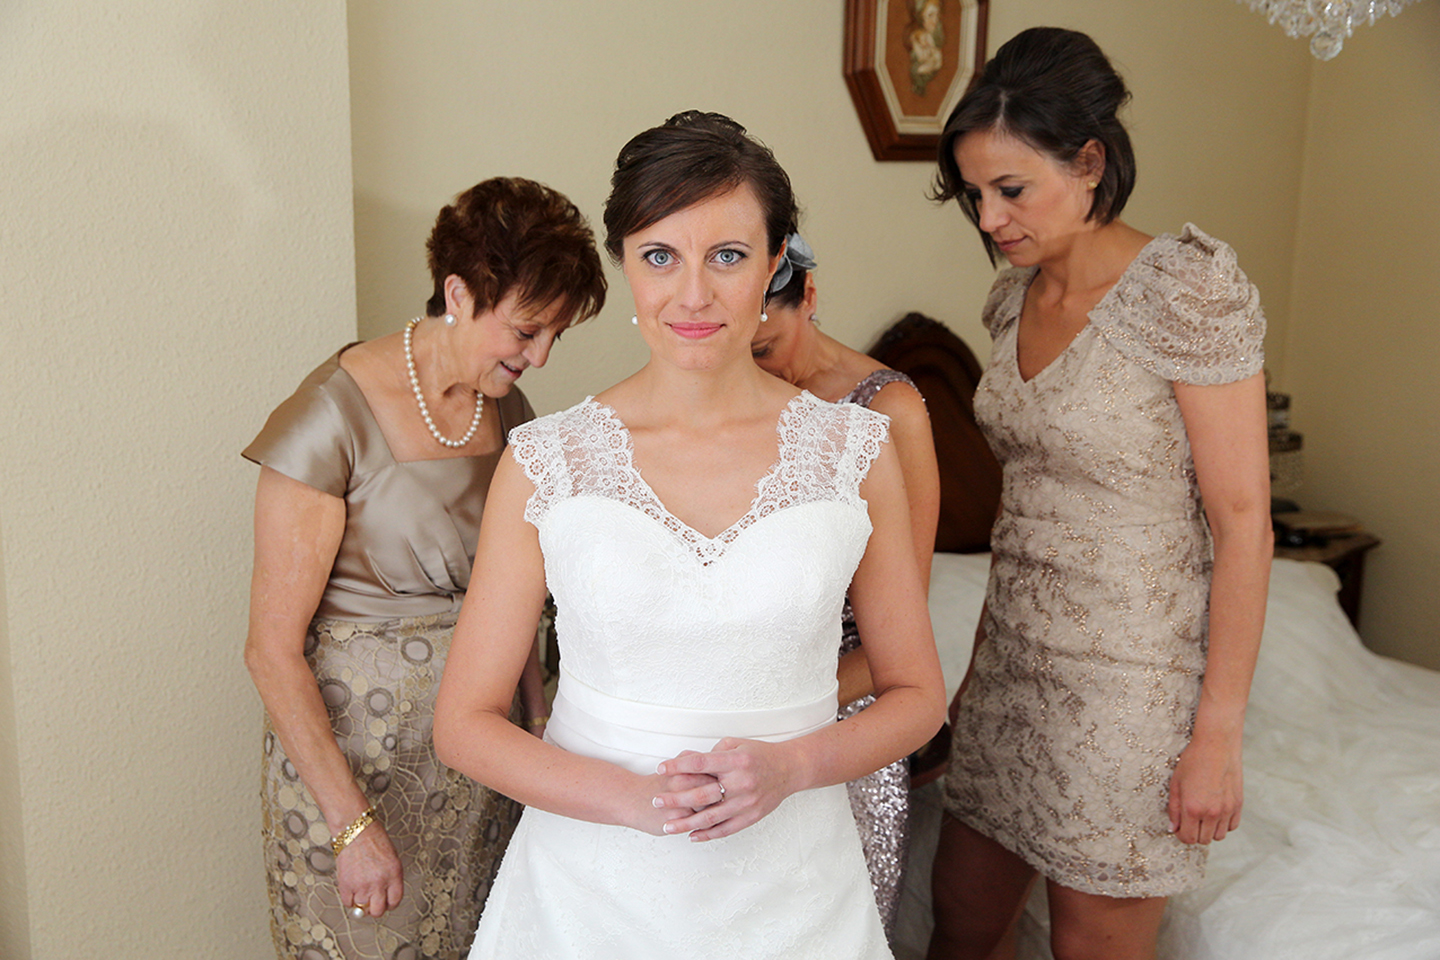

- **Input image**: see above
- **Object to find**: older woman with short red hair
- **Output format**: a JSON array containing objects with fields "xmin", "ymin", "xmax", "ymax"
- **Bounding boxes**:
[{"xmin": 243, "ymin": 177, "xmax": 605, "ymax": 960}]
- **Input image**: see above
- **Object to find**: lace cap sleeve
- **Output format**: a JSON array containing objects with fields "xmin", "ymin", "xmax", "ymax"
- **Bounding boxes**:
[
  {"xmin": 1094, "ymin": 224, "xmax": 1266, "ymax": 386},
  {"xmin": 506, "ymin": 412, "xmax": 570, "ymax": 527},
  {"xmin": 981, "ymin": 268, "xmax": 1035, "ymax": 340},
  {"xmin": 241, "ymin": 355, "xmax": 354, "ymax": 498},
  {"xmin": 840, "ymin": 403, "xmax": 891, "ymax": 500}
]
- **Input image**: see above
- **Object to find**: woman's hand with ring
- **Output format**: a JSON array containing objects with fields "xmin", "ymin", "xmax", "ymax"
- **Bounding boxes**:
[
  {"xmin": 335, "ymin": 820, "xmax": 404, "ymax": 919},
  {"xmin": 653, "ymin": 739, "xmax": 800, "ymax": 841},
  {"xmin": 627, "ymin": 768, "xmax": 717, "ymax": 837},
  {"xmin": 650, "ymin": 751, "xmax": 728, "ymax": 815}
]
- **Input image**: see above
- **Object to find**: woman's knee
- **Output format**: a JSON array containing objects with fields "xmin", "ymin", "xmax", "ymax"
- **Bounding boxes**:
[
  {"xmin": 1047, "ymin": 886, "xmax": 1166, "ymax": 960},
  {"xmin": 928, "ymin": 815, "xmax": 1035, "ymax": 953}
]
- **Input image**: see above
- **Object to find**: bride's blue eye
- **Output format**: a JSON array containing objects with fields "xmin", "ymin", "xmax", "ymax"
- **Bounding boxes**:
[
  {"xmin": 714, "ymin": 249, "xmax": 745, "ymax": 265},
  {"xmin": 642, "ymin": 249, "xmax": 674, "ymax": 267}
]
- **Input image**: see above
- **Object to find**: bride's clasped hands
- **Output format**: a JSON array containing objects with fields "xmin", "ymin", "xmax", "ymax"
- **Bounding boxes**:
[
  {"xmin": 619, "ymin": 765, "xmax": 722, "ymax": 836},
  {"xmin": 652, "ymin": 740, "xmax": 803, "ymax": 841}
]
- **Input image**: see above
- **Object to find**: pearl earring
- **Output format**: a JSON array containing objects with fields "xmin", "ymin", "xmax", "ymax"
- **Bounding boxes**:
[
  {"xmin": 760, "ymin": 312, "xmax": 769, "ymax": 323},
  {"xmin": 1087, "ymin": 181, "xmax": 1098, "ymax": 190},
  {"xmin": 443, "ymin": 313, "xmax": 457, "ymax": 326},
  {"xmin": 631, "ymin": 315, "xmax": 638, "ymax": 325}
]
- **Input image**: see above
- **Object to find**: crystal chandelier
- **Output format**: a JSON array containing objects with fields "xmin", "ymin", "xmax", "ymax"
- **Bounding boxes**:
[{"xmin": 1237, "ymin": 0, "xmax": 1422, "ymax": 59}]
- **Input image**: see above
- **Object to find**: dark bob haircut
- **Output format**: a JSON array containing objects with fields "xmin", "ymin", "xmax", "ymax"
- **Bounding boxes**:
[
  {"xmin": 602, "ymin": 111, "xmax": 798, "ymax": 264},
  {"xmin": 425, "ymin": 177, "xmax": 606, "ymax": 327},
  {"xmin": 932, "ymin": 27, "xmax": 1137, "ymax": 264}
]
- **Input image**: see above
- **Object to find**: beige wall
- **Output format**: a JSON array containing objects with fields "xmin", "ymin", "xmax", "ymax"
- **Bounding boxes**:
[
  {"xmin": 1283, "ymin": 4, "xmax": 1440, "ymax": 668},
  {"xmin": 348, "ymin": 0, "xmax": 1309, "ymax": 415},
  {"xmin": 0, "ymin": 1, "xmax": 355, "ymax": 957},
  {"xmin": 0, "ymin": 518, "xmax": 30, "ymax": 957}
]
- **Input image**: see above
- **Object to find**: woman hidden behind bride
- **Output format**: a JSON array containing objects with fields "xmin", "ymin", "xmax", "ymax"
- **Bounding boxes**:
[{"xmin": 433, "ymin": 110, "xmax": 945, "ymax": 959}]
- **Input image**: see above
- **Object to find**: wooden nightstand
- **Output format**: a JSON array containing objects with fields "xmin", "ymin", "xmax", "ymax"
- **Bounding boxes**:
[{"xmin": 1274, "ymin": 531, "xmax": 1381, "ymax": 629}]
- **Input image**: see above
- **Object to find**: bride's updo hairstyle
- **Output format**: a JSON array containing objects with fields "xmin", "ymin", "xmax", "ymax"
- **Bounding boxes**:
[
  {"xmin": 603, "ymin": 111, "xmax": 799, "ymax": 264},
  {"xmin": 932, "ymin": 27, "xmax": 1137, "ymax": 264}
]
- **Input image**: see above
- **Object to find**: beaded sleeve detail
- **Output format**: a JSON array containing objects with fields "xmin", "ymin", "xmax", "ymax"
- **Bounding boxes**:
[
  {"xmin": 838, "ymin": 368, "xmax": 920, "ymax": 408},
  {"xmin": 507, "ymin": 393, "xmax": 889, "ymax": 566}
]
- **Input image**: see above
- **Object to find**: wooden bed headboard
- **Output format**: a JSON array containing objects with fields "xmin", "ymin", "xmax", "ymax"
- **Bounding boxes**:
[{"xmin": 869, "ymin": 312, "xmax": 1001, "ymax": 554}]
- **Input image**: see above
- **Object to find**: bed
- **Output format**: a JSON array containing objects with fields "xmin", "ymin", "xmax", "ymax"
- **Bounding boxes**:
[{"xmin": 870, "ymin": 314, "xmax": 1440, "ymax": 960}]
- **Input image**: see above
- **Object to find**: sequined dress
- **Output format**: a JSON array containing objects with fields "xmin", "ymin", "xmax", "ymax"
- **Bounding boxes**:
[
  {"xmin": 243, "ymin": 348, "xmax": 532, "ymax": 959},
  {"xmin": 467, "ymin": 393, "xmax": 894, "ymax": 959},
  {"xmin": 943, "ymin": 225, "xmax": 1265, "ymax": 897},
  {"xmin": 837, "ymin": 369, "xmax": 919, "ymax": 938}
]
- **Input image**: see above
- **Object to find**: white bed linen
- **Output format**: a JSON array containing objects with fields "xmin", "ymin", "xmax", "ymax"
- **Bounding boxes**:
[{"xmin": 896, "ymin": 554, "xmax": 1440, "ymax": 960}]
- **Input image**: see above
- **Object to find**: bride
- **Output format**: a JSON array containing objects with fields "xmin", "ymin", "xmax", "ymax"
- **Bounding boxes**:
[{"xmin": 434, "ymin": 111, "xmax": 944, "ymax": 959}]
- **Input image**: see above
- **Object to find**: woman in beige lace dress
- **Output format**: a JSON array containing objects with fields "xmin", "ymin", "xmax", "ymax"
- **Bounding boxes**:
[
  {"xmin": 925, "ymin": 29, "xmax": 1272, "ymax": 960},
  {"xmin": 242, "ymin": 178, "xmax": 605, "ymax": 960}
]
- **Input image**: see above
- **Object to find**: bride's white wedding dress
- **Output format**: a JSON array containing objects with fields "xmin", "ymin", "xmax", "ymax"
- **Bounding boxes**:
[{"xmin": 466, "ymin": 392, "xmax": 894, "ymax": 959}]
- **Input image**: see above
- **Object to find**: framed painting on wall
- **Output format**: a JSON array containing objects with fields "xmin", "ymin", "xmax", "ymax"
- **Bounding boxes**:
[{"xmin": 844, "ymin": 0, "xmax": 989, "ymax": 161}]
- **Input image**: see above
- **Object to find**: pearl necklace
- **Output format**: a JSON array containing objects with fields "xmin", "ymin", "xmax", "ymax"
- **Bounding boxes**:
[{"xmin": 404, "ymin": 317, "xmax": 484, "ymax": 448}]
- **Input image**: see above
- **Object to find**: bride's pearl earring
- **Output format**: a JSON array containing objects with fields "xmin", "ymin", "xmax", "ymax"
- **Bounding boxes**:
[
  {"xmin": 631, "ymin": 315, "xmax": 638, "ymax": 325},
  {"xmin": 443, "ymin": 313, "xmax": 457, "ymax": 326},
  {"xmin": 760, "ymin": 312, "xmax": 768, "ymax": 323}
]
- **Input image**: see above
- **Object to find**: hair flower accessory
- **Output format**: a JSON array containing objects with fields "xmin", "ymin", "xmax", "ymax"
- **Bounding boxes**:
[{"xmin": 768, "ymin": 232, "xmax": 818, "ymax": 293}]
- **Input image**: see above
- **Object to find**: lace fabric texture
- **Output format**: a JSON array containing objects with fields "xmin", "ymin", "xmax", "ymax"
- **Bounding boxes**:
[
  {"xmin": 510, "ymin": 392, "xmax": 886, "ymax": 711},
  {"xmin": 472, "ymin": 393, "xmax": 894, "ymax": 958},
  {"xmin": 515, "ymin": 393, "xmax": 882, "ymax": 564},
  {"xmin": 945, "ymin": 225, "xmax": 1265, "ymax": 897},
  {"xmin": 261, "ymin": 613, "xmax": 519, "ymax": 960}
]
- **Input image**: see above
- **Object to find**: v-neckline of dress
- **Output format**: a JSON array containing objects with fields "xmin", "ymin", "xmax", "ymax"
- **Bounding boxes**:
[
  {"xmin": 582, "ymin": 392, "xmax": 815, "ymax": 551},
  {"xmin": 1012, "ymin": 317, "xmax": 1095, "ymax": 387},
  {"xmin": 1010, "ymin": 235, "xmax": 1163, "ymax": 386},
  {"xmin": 1011, "ymin": 269, "xmax": 1097, "ymax": 387}
]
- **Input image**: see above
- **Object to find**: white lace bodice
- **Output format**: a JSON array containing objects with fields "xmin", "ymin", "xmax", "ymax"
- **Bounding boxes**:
[{"xmin": 508, "ymin": 392, "xmax": 889, "ymax": 712}]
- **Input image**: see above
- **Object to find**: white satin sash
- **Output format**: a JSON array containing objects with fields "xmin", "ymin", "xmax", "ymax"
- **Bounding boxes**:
[{"xmin": 547, "ymin": 666, "xmax": 838, "ymax": 775}]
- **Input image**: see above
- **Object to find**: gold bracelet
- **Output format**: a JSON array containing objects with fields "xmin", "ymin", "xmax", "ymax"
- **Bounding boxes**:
[
  {"xmin": 524, "ymin": 715, "xmax": 550, "ymax": 729},
  {"xmin": 331, "ymin": 805, "xmax": 377, "ymax": 857}
]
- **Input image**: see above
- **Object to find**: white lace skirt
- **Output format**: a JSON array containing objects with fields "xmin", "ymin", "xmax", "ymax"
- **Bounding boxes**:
[{"xmin": 467, "ymin": 668, "xmax": 891, "ymax": 959}]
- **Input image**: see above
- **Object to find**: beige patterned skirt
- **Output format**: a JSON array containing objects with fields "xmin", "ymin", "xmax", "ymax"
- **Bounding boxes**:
[
  {"xmin": 944, "ymin": 514, "xmax": 1210, "ymax": 898},
  {"xmin": 260, "ymin": 612, "xmax": 520, "ymax": 960}
]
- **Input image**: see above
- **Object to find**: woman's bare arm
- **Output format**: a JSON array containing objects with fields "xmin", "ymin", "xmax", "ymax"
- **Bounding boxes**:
[
  {"xmin": 836, "ymin": 380, "xmax": 941, "ymax": 706},
  {"xmin": 1168, "ymin": 372, "xmax": 1272, "ymax": 844},
  {"xmin": 244, "ymin": 466, "xmax": 403, "ymax": 915}
]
